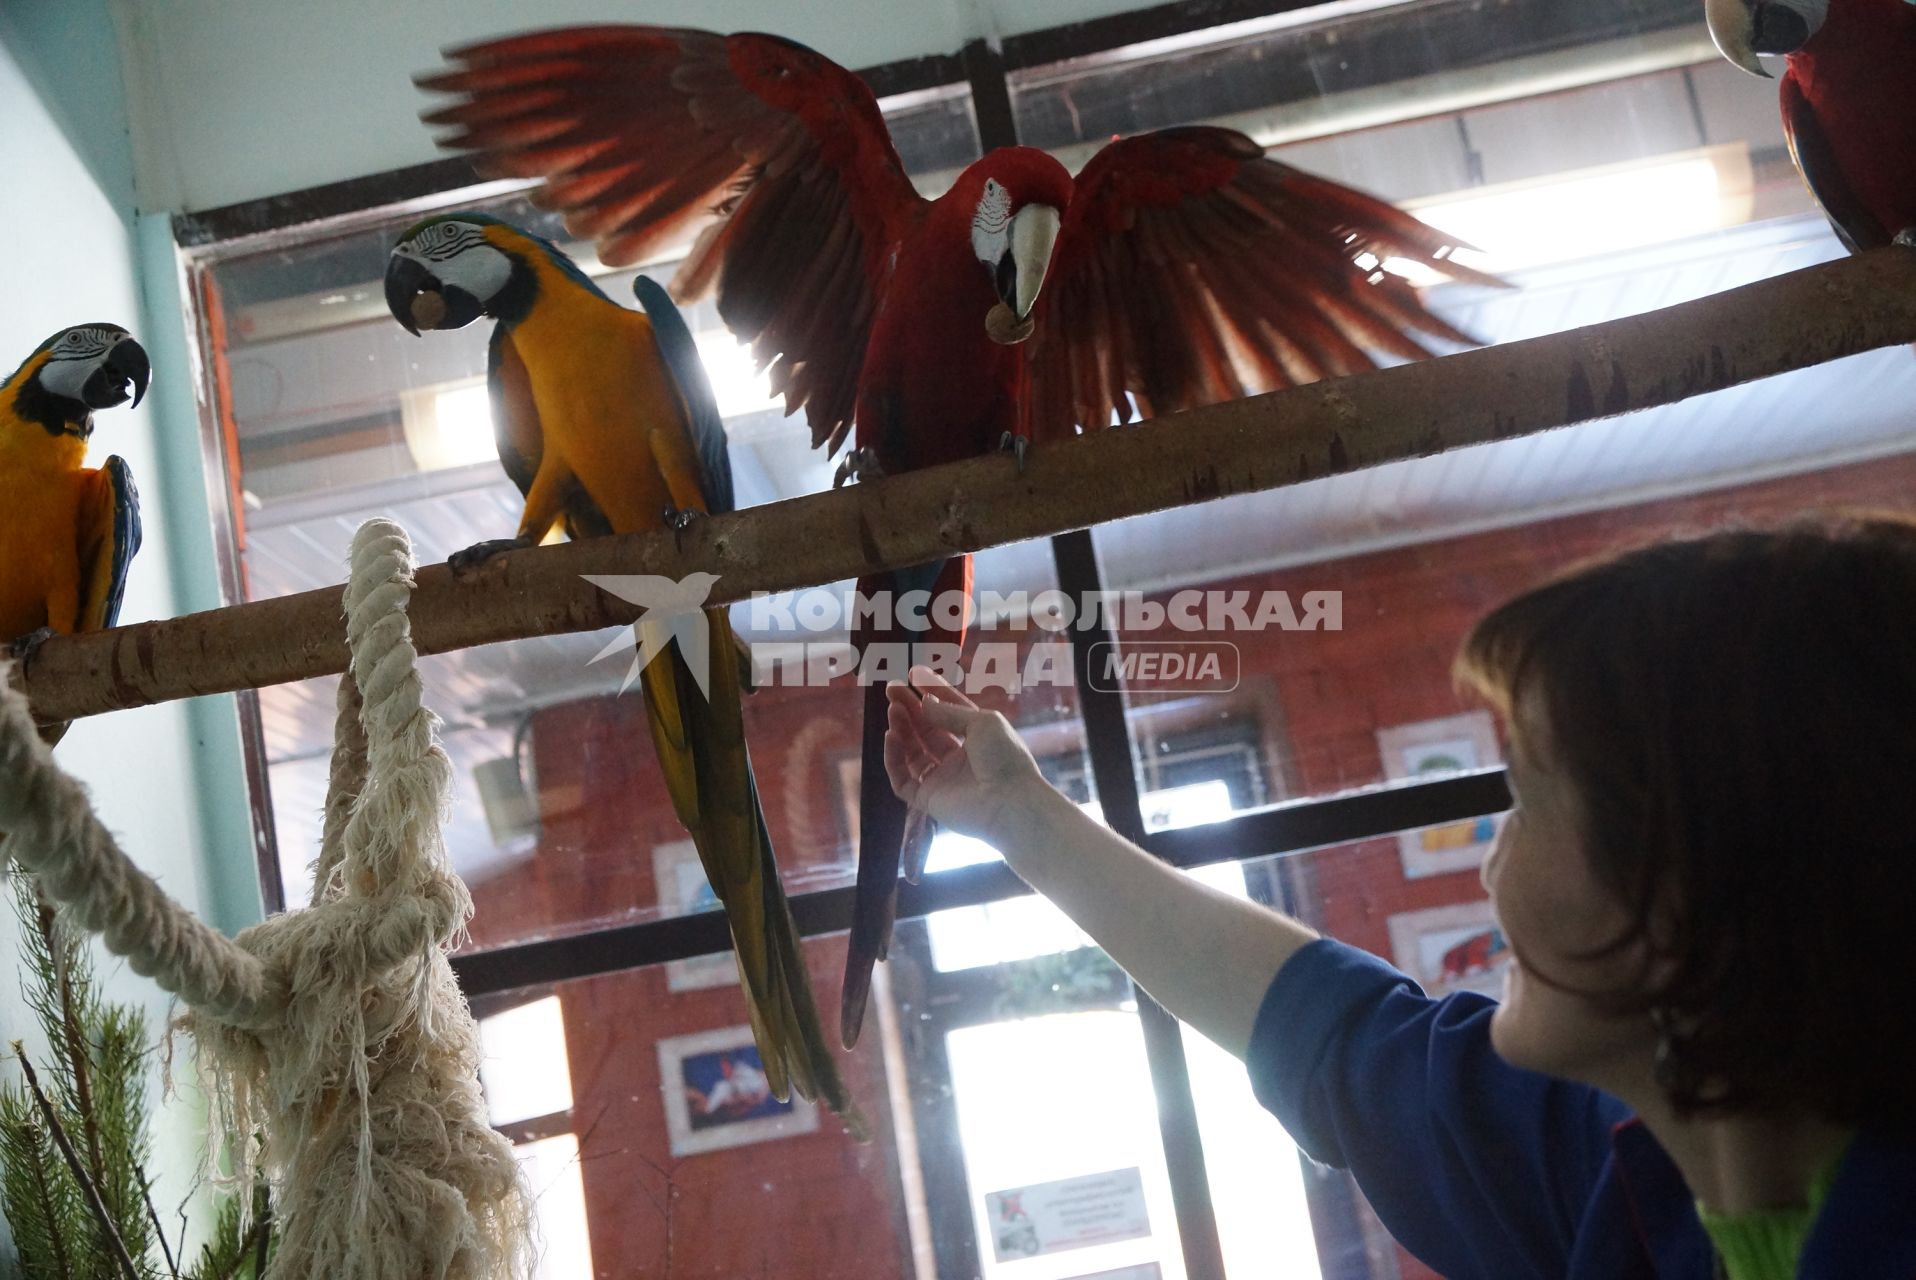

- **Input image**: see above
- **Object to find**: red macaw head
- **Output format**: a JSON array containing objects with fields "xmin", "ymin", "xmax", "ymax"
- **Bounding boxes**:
[
  {"xmin": 1706, "ymin": 0, "xmax": 1830, "ymax": 74},
  {"xmin": 961, "ymin": 147, "xmax": 1074, "ymax": 324}
]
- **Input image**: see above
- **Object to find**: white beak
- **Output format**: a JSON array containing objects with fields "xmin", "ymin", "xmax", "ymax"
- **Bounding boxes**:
[
  {"xmin": 1706, "ymin": 0, "xmax": 1772, "ymax": 77},
  {"xmin": 1009, "ymin": 204, "xmax": 1062, "ymax": 319}
]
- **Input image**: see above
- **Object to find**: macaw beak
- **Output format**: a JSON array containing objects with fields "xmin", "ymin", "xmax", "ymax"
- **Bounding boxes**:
[
  {"xmin": 1706, "ymin": 0, "xmax": 1818, "ymax": 76},
  {"xmin": 993, "ymin": 204, "xmax": 1063, "ymax": 321},
  {"xmin": 81, "ymin": 336, "xmax": 150, "ymax": 410},
  {"xmin": 1707, "ymin": 0, "xmax": 1769, "ymax": 76},
  {"xmin": 385, "ymin": 253, "xmax": 482, "ymax": 335}
]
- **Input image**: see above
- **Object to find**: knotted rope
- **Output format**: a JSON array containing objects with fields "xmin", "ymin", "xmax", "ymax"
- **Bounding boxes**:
[{"xmin": 0, "ymin": 518, "xmax": 532, "ymax": 1280}]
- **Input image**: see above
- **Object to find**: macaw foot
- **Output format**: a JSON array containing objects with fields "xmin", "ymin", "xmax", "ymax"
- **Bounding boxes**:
[
  {"xmin": 833, "ymin": 448, "xmax": 885, "ymax": 489},
  {"xmin": 449, "ymin": 535, "xmax": 535, "ymax": 575},
  {"xmin": 663, "ymin": 505, "xmax": 701, "ymax": 553},
  {"xmin": 7, "ymin": 627, "xmax": 56, "ymax": 665},
  {"xmin": 1895, "ymin": 228, "xmax": 1916, "ymax": 250},
  {"xmin": 997, "ymin": 431, "xmax": 1029, "ymax": 471}
]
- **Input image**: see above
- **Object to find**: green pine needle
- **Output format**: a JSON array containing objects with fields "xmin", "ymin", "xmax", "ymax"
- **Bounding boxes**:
[{"xmin": 0, "ymin": 874, "xmax": 267, "ymax": 1280}]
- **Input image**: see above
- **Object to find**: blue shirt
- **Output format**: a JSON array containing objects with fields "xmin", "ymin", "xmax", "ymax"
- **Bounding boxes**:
[{"xmin": 1247, "ymin": 938, "xmax": 1916, "ymax": 1278}]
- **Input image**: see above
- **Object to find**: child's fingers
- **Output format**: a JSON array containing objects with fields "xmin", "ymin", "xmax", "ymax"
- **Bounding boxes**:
[
  {"xmin": 882, "ymin": 725, "xmax": 918, "ymax": 795},
  {"xmin": 919, "ymin": 695, "xmax": 989, "ymax": 736},
  {"xmin": 881, "ymin": 693, "xmax": 950, "ymax": 774},
  {"xmin": 908, "ymin": 664, "xmax": 979, "ymax": 711},
  {"xmin": 888, "ymin": 693, "xmax": 961, "ymax": 761}
]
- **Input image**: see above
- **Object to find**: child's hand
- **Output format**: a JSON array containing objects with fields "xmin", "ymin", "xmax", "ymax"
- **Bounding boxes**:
[{"xmin": 883, "ymin": 665, "xmax": 1048, "ymax": 845}]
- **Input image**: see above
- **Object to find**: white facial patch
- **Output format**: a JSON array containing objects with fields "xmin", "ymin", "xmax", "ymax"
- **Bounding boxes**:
[
  {"xmin": 396, "ymin": 222, "xmax": 513, "ymax": 304},
  {"xmin": 971, "ymin": 178, "xmax": 1012, "ymax": 267},
  {"xmin": 38, "ymin": 328, "xmax": 122, "ymax": 401}
]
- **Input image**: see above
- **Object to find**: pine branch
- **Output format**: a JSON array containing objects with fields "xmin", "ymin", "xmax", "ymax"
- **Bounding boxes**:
[
  {"xmin": 13, "ymin": 1051, "xmax": 140, "ymax": 1280},
  {"xmin": 248, "ymin": 1184, "xmax": 270, "ymax": 1280},
  {"xmin": 0, "ymin": 1085, "xmax": 78, "ymax": 1280},
  {"xmin": 182, "ymin": 1184, "xmax": 272, "ymax": 1280},
  {"xmin": 88, "ymin": 1009, "xmax": 155, "ymax": 1272},
  {"xmin": 132, "ymin": 1163, "xmax": 176, "ymax": 1280},
  {"xmin": 32, "ymin": 899, "xmax": 108, "ymax": 1208}
]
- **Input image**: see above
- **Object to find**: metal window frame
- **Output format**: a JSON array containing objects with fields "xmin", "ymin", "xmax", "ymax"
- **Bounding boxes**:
[{"xmin": 175, "ymin": 3, "xmax": 1538, "ymax": 1276}]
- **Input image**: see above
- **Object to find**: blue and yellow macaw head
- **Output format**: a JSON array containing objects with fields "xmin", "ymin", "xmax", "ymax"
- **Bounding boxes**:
[
  {"xmin": 2, "ymin": 324, "xmax": 150, "ymax": 440},
  {"xmin": 384, "ymin": 213, "xmax": 604, "ymax": 334}
]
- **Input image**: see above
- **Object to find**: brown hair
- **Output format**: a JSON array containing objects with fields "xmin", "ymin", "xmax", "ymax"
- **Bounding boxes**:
[{"xmin": 1455, "ymin": 512, "xmax": 1916, "ymax": 1130}]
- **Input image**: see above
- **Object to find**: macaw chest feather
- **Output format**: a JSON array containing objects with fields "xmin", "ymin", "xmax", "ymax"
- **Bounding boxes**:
[
  {"xmin": 506, "ymin": 305, "xmax": 700, "ymax": 533},
  {"xmin": 858, "ymin": 277, "xmax": 1024, "ymax": 469},
  {"xmin": 0, "ymin": 463, "xmax": 86, "ymax": 638}
]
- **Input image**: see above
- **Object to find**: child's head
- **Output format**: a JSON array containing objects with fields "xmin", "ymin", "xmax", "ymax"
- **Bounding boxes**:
[{"xmin": 1456, "ymin": 513, "xmax": 1916, "ymax": 1131}]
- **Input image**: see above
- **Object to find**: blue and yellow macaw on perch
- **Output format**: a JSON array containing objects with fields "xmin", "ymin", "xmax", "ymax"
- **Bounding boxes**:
[
  {"xmin": 0, "ymin": 323, "xmax": 148, "ymax": 743},
  {"xmin": 384, "ymin": 214, "xmax": 863, "ymax": 1131}
]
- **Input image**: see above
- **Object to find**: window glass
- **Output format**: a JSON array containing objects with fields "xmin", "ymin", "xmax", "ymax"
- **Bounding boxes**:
[{"xmin": 999, "ymin": 3, "xmax": 1911, "ymax": 811}]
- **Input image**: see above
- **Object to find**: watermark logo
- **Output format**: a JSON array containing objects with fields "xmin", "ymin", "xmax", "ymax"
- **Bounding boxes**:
[
  {"xmin": 582, "ymin": 573, "xmax": 719, "ymax": 695},
  {"xmin": 1087, "ymin": 640, "xmax": 1239, "ymax": 694},
  {"xmin": 584, "ymin": 578, "xmax": 1338, "ymax": 698}
]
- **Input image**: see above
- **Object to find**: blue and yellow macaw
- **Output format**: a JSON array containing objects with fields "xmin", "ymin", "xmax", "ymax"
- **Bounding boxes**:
[
  {"xmin": 0, "ymin": 324, "xmax": 147, "ymax": 740},
  {"xmin": 384, "ymin": 214, "xmax": 863, "ymax": 1130}
]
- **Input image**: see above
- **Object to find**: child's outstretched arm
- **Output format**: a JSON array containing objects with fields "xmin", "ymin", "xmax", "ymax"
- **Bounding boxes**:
[{"xmin": 884, "ymin": 666, "xmax": 1318, "ymax": 1058}]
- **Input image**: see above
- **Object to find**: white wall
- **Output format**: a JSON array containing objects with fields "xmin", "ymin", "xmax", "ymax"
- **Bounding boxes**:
[
  {"xmin": 0, "ymin": 26, "xmax": 229, "ymax": 1257},
  {"xmin": 115, "ymin": 0, "xmax": 1178, "ymax": 212}
]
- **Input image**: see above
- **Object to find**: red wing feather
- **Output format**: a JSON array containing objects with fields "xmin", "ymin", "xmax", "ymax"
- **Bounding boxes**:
[
  {"xmin": 421, "ymin": 25, "xmax": 926, "ymax": 453},
  {"xmin": 1030, "ymin": 126, "xmax": 1505, "ymax": 440},
  {"xmin": 1780, "ymin": 72, "xmax": 1888, "ymax": 254}
]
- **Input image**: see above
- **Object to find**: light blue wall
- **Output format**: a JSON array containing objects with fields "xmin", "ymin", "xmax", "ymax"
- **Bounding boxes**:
[{"xmin": 0, "ymin": 3, "xmax": 257, "ymax": 1257}]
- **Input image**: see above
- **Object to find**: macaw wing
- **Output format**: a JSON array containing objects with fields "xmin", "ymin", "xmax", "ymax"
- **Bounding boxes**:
[
  {"xmin": 488, "ymin": 324, "xmax": 543, "ymax": 499},
  {"xmin": 490, "ymin": 324, "xmax": 611, "ymax": 540},
  {"xmin": 1029, "ymin": 126, "xmax": 1505, "ymax": 440},
  {"xmin": 76, "ymin": 457, "xmax": 141, "ymax": 632},
  {"xmin": 1781, "ymin": 73, "xmax": 1887, "ymax": 254},
  {"xmin": 421, "ymin": 25, "xmax": 926, "ymax": 454},
  {"xmin": 634, "ymin": 274, "xmax": 734, "ymax": 516}
]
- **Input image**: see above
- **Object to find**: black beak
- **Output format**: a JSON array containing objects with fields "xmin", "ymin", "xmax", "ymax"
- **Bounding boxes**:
[
  {"xmin": 993, "ymin": 251, "xmax": 1019, "ymax": 315},
  {"xmin": 385, "ymin": 254, "xmax": 483, "ymax": 334},
  {"xmin": 82, "ymin": 337, "xmax": 150, "ymax": 410}
]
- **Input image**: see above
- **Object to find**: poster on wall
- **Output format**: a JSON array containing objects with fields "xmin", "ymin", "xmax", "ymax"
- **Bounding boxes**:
[
  {"xmin": 1386, "ymin": 899, "xmax": 1512, "ymax": 999},
  {"xmin": 652, "ymin": 840, "xmax": 736, "ymax": 992},
  {"xmin": 982, "ymin": 1167, "xmax": 1152, "ymax": 1263},
  {"xmin": 656, "ymin": 1026, "xmax": 818, "ymax": 1157},
  {"xmin": 1376, "ymin": 711, "xmax": 1504, "ymax": 879},
  {"xmin": 1065, "ymin": 1267, "xmax": 1163, "ymax": 1280}
]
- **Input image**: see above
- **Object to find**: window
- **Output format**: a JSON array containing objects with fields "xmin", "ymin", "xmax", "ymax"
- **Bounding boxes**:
[{"xmin": 174, "ymin": 2, "xmax": 1916, "ymax": 1276}]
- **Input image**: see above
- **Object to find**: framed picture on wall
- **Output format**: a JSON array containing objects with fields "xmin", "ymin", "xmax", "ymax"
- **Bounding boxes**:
[
  {"xmin": 656, "ymin": 1026, "xmax": 819, "ymax": 1157},
  {"xmin": 652, "ymin": 840, "xmax": 737, "ymax": 993},
  {"xmin": 1376, "ymin": 711, "xmax": 1504, "ymax": 879},
  {"xmin": 1386, "ymin": 899, "xmax": 1512, "ymax": 999}
]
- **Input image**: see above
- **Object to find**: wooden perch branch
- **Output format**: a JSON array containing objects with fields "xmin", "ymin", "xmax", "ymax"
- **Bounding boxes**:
[{"xmin": 15, "ymin": 245, "xmax": 1916, "ymax": 725}]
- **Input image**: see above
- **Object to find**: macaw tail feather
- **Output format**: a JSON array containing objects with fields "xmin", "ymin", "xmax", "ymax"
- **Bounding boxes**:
[
  {"xmin": 841, "ymin": 555, "xmax": 972, "ymax": 1048},
  {"xmin": 842, "ymin": 679, "xmax": 906, "ymax": 1049},
  {"xmin": 639, "ymin": 608, "xmax": 863, "ymax": 1130}
]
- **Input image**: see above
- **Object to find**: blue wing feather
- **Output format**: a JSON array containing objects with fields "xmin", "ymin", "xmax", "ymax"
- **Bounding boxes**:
[
  {"xmin": 99, "ymin": 456, "xmax": 142, "ymax": 630},
  {"xmin": 633, "ymin": 275, "xmax": 735, "ymax": 516}
]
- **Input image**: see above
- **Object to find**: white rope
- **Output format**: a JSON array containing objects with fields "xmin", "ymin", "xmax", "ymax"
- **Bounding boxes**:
[
  {"xmin": 0, "ymin": 518, "xmax": 532, "ymax": 1280},
  {"xmin": 0, "ymin": 676, "xmax": 284, "ymax": 1025}
]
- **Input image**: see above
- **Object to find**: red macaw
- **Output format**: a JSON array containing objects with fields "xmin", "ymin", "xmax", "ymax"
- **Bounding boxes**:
[
  {"xmin": 418, "ymin": 26, "xmax": 1499, "ymax": 1046},
  {"xmin": 1707, "ymin": 0, "xmax": 1916, "ymax": 251}
]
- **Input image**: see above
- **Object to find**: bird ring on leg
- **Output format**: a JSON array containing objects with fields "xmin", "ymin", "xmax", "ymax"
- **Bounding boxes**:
[{"xmin": 985, "ymin": 302, "xmax": 1035, "ymax": 345}]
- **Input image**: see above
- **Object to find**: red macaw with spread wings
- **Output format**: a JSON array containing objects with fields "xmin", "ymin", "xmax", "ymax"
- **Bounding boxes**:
[{"xmin": 418, "ymin": 25, "xmax": 1500, "ymax": 1047}]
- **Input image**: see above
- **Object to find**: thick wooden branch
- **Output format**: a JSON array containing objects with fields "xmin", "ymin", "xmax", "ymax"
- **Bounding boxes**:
[{"xmin": 17, "ymin": 246, "xmax": 1916, "ymax": 725}]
